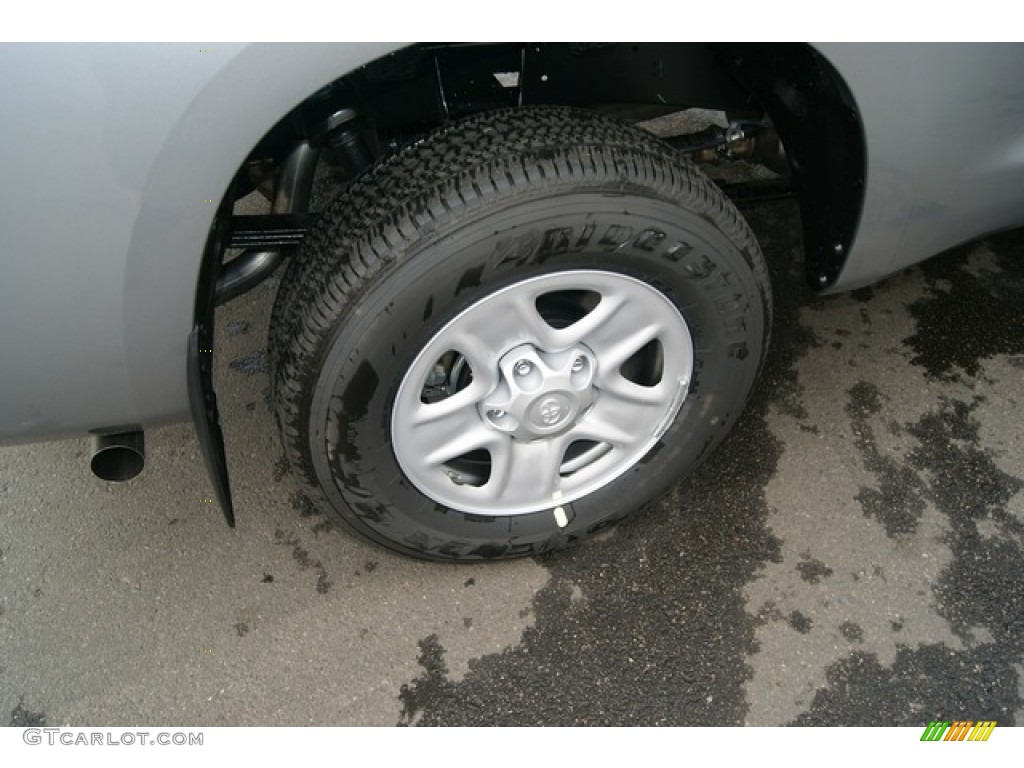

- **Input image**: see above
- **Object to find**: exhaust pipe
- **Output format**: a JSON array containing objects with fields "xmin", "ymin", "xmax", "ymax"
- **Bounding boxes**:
[{"xmin": 90, "ymin": 431, "xmax": 145, "ymax": 482}]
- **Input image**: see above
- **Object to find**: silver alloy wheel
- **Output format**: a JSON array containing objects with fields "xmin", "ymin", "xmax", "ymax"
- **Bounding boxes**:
[
  {"xmin": 391, "ymin": 270, "xmax": 695, "ymax": 516},
  {"xmin": 273, "ymin": 107, "xmax": 770, "ymax": 558}
]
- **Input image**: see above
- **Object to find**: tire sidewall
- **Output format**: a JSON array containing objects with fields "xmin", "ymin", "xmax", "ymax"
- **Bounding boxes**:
[{"xmin": 303, "ymin": 189, "xmax": 766, "ymax": 559}]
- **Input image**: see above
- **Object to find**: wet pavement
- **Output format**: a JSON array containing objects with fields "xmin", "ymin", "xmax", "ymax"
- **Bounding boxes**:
[{"xmin": 1, "ymin": 198, "xmax": 1022, "ymax": 726}]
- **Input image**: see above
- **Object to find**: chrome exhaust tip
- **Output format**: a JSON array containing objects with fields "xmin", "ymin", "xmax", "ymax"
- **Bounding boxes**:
[{"xmin": 90, "ymin": 431, "xmax": 145, "ymax": 482}]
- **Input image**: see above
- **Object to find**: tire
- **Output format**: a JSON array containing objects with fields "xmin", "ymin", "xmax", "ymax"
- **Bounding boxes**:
[{"xmin": 270, "ymin": 107, "xmax": 771, "ymax": 561}]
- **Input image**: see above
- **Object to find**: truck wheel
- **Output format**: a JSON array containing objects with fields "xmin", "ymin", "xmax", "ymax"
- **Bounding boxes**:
[{"xmin": 269, "ymin": 107, "xmax": 771, "ymax": 561}]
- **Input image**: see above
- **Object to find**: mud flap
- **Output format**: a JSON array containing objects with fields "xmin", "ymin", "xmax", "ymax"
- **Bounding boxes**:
[
  {"xmin": 187, "ymin": 325, "xmax": 235, "ymax": 527},
  {"xmin": 188, "ymin": 201, "xmax": 235, "ymax": 527}
]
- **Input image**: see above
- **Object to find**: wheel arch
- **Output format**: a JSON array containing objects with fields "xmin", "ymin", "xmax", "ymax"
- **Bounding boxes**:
[
  {"xmin": 125, "ymin": 43, "xmax": 405, "ymax": 431},
  {"xmin": 202, "ymin": 43, "xmax": 866, "ymax": 295},
  {"xmin": 189, "ymin": 43, "xmax": 867, "ymax": 328},
  {"xmin": 183, "ymin": 43, "xmax": 865, "ymax": 525}
]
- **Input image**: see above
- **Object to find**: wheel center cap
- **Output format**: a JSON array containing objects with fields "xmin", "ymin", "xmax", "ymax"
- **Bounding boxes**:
[
  {"xmin": 479, "ymin": 343, "xmax": 598, "ymax": 440},
  {"xmin": 530, "ymin": 393, "xmax": 574, "ymax": 429}
]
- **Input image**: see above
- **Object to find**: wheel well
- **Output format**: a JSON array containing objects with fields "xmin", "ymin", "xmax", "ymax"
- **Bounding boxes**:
[
  {"xmin": 192, "ymin": 43, "xmax": 866, "ymax": 527},
  {"xmin": 239, "ymin": 42, "xmax": 865, "ymax": 290}
]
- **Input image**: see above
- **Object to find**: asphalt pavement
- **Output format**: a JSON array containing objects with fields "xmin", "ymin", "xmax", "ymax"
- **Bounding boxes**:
[{"xmin": 1, "ymin": 196, "xmax": 1022, "ymax": 726}]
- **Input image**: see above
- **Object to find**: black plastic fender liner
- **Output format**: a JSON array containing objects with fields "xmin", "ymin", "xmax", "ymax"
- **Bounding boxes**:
[
  {"xmin": 716, "ymin": 43, "xmax": 866, "ymax": 290},
  {"xmin": 188, "ymin": 201, "xmax": 236, "ymax": 527}
]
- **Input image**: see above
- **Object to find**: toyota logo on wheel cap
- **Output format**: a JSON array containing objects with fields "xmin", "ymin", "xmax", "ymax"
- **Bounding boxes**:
[
  {"xmin": 530, "ymin": 394, "xmax": 573, "ymax": 429},
  {"xmin": 539, "ymin": 397, "xmax": 565, "ymax": 425}
]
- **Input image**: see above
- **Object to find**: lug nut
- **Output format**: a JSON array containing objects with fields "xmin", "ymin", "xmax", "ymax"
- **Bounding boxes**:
[
  {"xmin": 572, "ymin": 357, "xmax": 586, "ymax": 372},
  {"xmin": 514, "ymin": 360, "xmax": 532, "ymax": 377},
  {"xmin": 487, "ymin": 409, "xmax": 505, "ymax": 419}
]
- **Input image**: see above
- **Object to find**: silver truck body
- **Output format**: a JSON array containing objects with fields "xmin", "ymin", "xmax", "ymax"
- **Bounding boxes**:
[{"xmin": 2, "ymin": 42, "xmax": 1023, "ymax": 445}]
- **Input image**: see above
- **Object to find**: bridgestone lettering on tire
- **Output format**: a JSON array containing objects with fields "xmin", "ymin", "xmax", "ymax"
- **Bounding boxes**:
[{"xmin": 269, "ymin": 107, "xmax": 772, "ymax": 561}]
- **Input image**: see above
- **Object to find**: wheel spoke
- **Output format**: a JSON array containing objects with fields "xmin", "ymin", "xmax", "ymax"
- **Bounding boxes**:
[
  {"xmin": 581, "ymin": 293, "xmax": 667, "ymax": 360},
  {"xmin": 574, "ymin": 383, "xmax": 664, "ymax": 446},
  {"xmin": 429, "ymin": 334, "xmax": 499, "ymax": 395},
  {"xmin": 567, "ymin": 413, "xmax": 633, "ymax": 447},
  {"xmin": 592, "ymin": 322, "xmax": 661, "ymax": 374},
  {"xmin": 447, "ymin": 290, "xmax": 561, "ymax": 356},
  {"xmin": 406, "ymin": 401, "xmax": 496, "ymax": 466},
  {"xmin": 486, "ymin": 437, "xmax": 566, "ymax": 503},
  {"xmin": 419, "ymin": 378, "xmax": 490, "ymax": 418},
  {"xmin": 534, "ymin": 291, "xmax": 629, "ymax": 350},
  {"xmin": 507, "ymin": 291, "xmax": 571, "ymax": 350},
  {"xmin": 392, "ymin": 269, "xmax": 696, "ymax": 515},
  {"xmin": 598, "ymin": 372, "xmax": 671, "ymax": 406}
]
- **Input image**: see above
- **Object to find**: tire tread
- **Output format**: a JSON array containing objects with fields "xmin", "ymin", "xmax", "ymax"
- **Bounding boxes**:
[{"xmin": 269, "ymin": 106, "xmax": 771, "ymax": 559}]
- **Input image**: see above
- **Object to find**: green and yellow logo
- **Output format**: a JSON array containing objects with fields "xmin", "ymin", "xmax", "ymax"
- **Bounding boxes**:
[{"xmin": 920, "ymin": 721, "xmax": 997, "ymax": 741}]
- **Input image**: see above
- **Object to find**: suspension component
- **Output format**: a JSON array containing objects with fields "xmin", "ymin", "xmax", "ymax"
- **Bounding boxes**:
[
  {"xmin": 215, "ymin": 106, "xmax": 376, "ymax": 305},
  {"xmin": 666, "ymin": 120, "xmax": 789, "ymax": 176}
]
